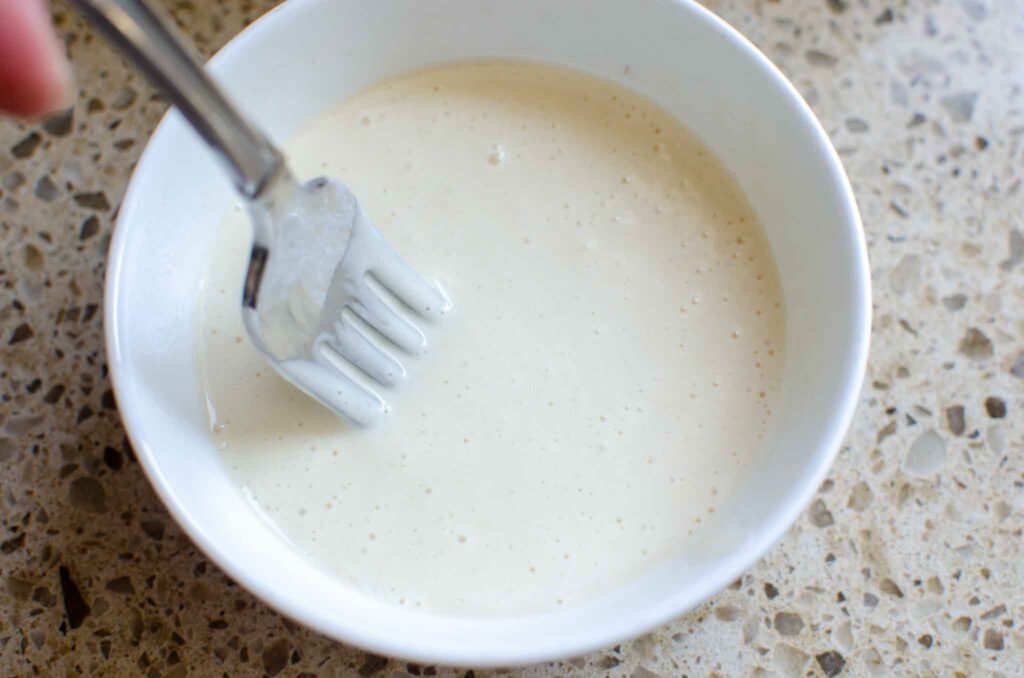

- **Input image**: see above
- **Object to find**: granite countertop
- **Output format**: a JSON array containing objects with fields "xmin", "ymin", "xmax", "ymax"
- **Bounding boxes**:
[{"xmin": 1, "ymin": 0, "xmax": 1021, "ymax": 675}]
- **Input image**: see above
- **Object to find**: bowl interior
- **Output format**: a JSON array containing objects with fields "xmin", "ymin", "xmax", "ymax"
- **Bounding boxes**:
[{"xmin": 107, "ymin": 0, "xmax": 869, "ymax": 665}]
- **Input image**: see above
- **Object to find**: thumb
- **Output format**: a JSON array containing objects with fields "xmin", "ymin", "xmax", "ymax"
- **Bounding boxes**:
[{"xmin": 0, "ymin": 0, "xmax": 72, "ymax": 118}]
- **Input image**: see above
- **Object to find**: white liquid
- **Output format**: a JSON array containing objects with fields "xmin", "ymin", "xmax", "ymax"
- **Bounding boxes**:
[{"xmin": 200, "ymin": 62, "xmax": 785, "ymax": 615}]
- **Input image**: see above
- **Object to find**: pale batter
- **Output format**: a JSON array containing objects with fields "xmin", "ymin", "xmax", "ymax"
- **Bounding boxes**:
[{"xmin": 199, "ymin": 61, "xmax": 785, "ymax": 614}]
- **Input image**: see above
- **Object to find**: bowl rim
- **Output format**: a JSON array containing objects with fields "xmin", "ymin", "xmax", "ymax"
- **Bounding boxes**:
[{"xmin": 105, "ymin": 0, "xmax": 871, "ymax": 666}]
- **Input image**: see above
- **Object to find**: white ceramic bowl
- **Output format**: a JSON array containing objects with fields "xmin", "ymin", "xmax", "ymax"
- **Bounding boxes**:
[{"xmin": 106, "ymin": 0, "xmax": 870, "ymax": 666}]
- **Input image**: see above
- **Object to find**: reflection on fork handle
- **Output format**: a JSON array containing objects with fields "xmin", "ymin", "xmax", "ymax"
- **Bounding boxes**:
[{"xmin": 69, "ymin": 0, "xmax": 284, "ymax": 199}]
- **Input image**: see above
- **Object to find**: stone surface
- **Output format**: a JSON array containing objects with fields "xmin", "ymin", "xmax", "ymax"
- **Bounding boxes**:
[{"xmin": 0, "ymin": 0, "xmax": 1021, "ymax": 675}]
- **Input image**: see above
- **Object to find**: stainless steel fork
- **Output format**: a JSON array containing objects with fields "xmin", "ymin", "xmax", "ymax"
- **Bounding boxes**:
[{"xmin": 74, "ymin": 0, "xmax": 450, "ymax": 425}]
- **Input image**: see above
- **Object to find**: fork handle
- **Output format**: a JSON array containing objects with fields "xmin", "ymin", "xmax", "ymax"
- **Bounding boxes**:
[{"xmin": 69, "ymin": 0, "xmax": 284, "ymax": 199}]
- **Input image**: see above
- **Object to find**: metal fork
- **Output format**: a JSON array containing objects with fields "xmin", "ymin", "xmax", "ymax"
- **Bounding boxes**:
[{"xmin": 73, "ymin": 0, "xmax": 450, "ymax": 425}]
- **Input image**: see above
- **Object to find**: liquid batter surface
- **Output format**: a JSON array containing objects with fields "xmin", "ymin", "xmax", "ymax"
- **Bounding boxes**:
[{"xmin": 200, "ymin": 61, "xmax": 785, "ymax": 614}]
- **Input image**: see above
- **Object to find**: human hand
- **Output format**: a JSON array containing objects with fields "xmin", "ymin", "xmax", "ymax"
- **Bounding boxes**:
[{"xmin": 0, "ymin": 0, "xmax": 72, "ymax": 118}]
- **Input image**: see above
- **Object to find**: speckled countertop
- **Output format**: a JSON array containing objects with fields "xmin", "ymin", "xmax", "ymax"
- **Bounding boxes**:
[{"xmin": 0, "ymin": 0, "xmax": 1021, "ymax": 675}]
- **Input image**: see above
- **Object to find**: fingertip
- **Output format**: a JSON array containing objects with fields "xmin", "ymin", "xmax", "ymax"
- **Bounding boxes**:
[
  {"xmin": 42, "ymin": 50, "xmax": 76, "ymax": 116},
  {"xmin": 0, "ymin": 0, "xmax": 74, "ymax": 119}
]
